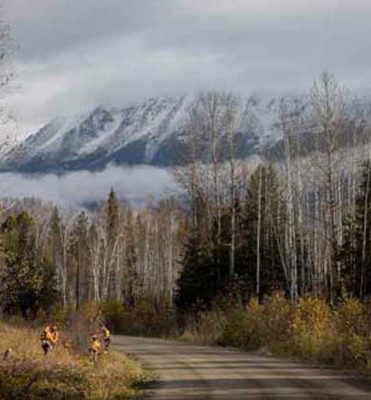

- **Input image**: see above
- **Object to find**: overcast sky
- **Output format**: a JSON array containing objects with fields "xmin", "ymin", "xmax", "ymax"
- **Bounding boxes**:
[{"xmin": 3, "ymin": 0, "xmax": 371, "ymax": 135}]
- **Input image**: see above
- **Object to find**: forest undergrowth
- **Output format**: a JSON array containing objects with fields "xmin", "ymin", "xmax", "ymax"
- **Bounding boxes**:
[{"xmin": 180, "ymin": 292, "xmax": 371, "ymax": 374}]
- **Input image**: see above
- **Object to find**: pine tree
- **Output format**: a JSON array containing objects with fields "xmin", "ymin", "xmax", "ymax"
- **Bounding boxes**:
[
  {"xmin": 0, "ymin": 212, "xmax": 57, "ymax": 318},
  {"xmin": 240, "ymin": 165, "xmax": 287, "ymax": 295},
  {"xmin": 175, "ymin": 231, "xmax": 213, "ymax": 313},
  {"xmin": 70, "ymin": 211, "xmax": 90, "ymax": 310},
  {"xmin": 107, "ymin": 188, "xmax": 119, "ymax": 249},
  {"xmin": 123, "ymin": 209, "xmax": 138, "ymax": 302}
]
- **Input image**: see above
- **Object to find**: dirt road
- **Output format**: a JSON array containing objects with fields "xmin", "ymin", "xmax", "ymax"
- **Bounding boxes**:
[{"xmin": 113, "ymin": 336, "xmax": 371, "ymax": 399}]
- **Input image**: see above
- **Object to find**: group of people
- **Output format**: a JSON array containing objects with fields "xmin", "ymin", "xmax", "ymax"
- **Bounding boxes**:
[
  {"xmin": 89, "ymin": 325, "xmax": 111, "ymax": 362},
  {"xmin": 40, "ymin": 323, "xmax": 111, "ymax": 362}
]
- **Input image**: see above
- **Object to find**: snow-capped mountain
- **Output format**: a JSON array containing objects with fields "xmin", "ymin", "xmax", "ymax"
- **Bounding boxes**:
[{"xmin": 0, "ymin": 93, "xmax": 297, "ymax": 173}]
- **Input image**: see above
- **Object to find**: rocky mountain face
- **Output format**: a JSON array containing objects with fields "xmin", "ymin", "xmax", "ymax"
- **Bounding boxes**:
[
  {"xmin": 1, "ymin": 92, "xmax": 368, "ymax": 173},
  {"xmin": 6, "ymin": 91, "xmax": 371, "ymax": 173}
]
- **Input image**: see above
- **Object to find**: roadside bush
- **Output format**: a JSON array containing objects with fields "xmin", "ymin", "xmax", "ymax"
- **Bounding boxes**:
[
  {"xmin": 181, "ymin": 293, "xmax": 371, "ymax": 374},
  {"xmin": 243, "ymin": 298, "xmax": 266, "ymax": 349},
  {"xmin": 218, "ymin": 308, "xmax": 247, "ymax": 348},
  {"xmin": 181, "ymin": 309, "xmax": 228, "ymax": 345},
  {"xmin": 218, "ymin": 292, "xmax": 293, "ymax": 352},
  {"xmin": 262, "ymin": 291, "xmax": 293, "ymax": 352},
  {"xmin": 102, "ymin": 296, "xmax": 177, "ymax": 337},
  {"xmin": 101, "ymin": 300, "xmax": 125, "ymax": 332},
  {"xmin": 218, "ymin": 298, "xmax": 264, "ymax": 349},
  {"xmin": 334, "ymin": 298, "xmax": 370, "ymax": 367},
  {"xmin": 291, "ymin": 296, "xmax": 333, "ymax": 360}
]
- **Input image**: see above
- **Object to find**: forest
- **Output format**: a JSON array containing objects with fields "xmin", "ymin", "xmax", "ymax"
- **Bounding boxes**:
[{"xmin": 2, "ymin": 73, "xmax": 371, "ymax": 334}]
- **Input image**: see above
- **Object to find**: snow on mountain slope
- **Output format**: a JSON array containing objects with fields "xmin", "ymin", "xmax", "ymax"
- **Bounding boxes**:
[
  {"xmin": 0, "ymin": 93, "xmax": 297, "ymax": 173},
  {"xmin": 78, "ymin": 108, "xmax": 123, "ymax": 155}
]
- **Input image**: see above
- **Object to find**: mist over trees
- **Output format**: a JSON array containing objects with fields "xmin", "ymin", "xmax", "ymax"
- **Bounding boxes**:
[{"xmin": 1, "ymin": 73, "xmax": 371, "ymax": 319}]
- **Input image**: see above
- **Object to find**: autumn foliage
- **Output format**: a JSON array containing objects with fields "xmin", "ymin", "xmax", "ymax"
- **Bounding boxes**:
[
  {"xmin": 0, "ymin": 323, "xmax": 149, "ymax": 399},
  {"xmin": 182, "ymin": 292, "xmax": 371, "ymax": 372}
]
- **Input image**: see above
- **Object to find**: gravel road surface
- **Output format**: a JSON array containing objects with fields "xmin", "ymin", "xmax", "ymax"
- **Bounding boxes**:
[{"xmin": 113, "ymin": 335, "xmax": 371, "ymax": 399}]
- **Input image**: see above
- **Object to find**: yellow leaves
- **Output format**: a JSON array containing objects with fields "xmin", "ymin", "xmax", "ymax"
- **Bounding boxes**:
[
  {"xmin": 292, "ymin": 297, "xmax": 330, "ymax": 338},
  {"xmin": 334, "ymin": 298, "xmax": 366, "ymax": 335},
  {"xmin": 263, "ymin": 291, "xmax": 293, "ymax": 339},
  {"xmin": 290, "ymin": 297, "xmax": 334, "ymax": 360},
  {"xmin": 181, "ymin": 293, "xmax": 371, "ymax": 373},
  {"xmin": 348, "ymin": 333, "xmax": 368, "ymax": 361},
  {"xmin": 332, "ymin": 299, "xmax": 370, "ymax": 366}
]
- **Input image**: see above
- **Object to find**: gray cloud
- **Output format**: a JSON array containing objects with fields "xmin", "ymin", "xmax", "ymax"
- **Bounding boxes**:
[
  {"xmin": 3, "ymin": 0, "xmax": 167, "ymax": 59},
  {"xmin": 2, "ymin": 0, "xmax": 371, "ymax": 135},
  {"xmin": 0, "ymin": 166, "xmax": 176, "ymax": 206}
]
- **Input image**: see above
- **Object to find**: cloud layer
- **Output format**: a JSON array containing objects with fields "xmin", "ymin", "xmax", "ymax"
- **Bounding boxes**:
[
  {"xmin": 2, "ymin": 0, "xmax": 371, "ymax": 136},
  {"xmin": 0, "ymin": 165, "xmax": 176, "ymax": 207}
]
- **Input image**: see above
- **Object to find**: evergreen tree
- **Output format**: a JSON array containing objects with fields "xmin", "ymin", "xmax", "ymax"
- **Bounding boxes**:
[
  {"xmin": 176, "ymin": 165, "xmax": 287, "ymax": 314},
  {"xmin": 70, "ymin": 211, "xmax": 90, "ymax": 310},
  {"xmin": 239, "ymin": 165, "xmax": 286, "ymax": 295},
  {"xmin": 123, "ymin": 210, "xmax": 138, "ymax": 302},
  {"xmin": 0, "ymin": 212, "xmax": 57, "ymax": 318},
  {"xmin": 175, "ymin": 230, "xmax": 214, "ymax": 313},
  {"xmin": 107, "ymin": 188, "xmax": 120, "ymax": 298},
  {"xmin": 49, "ymin": 207, "xmax": 66, "ymax": 303},
  {"xmin": 107, "ymin": 188, "xmax": 119, "ymax": 250}
]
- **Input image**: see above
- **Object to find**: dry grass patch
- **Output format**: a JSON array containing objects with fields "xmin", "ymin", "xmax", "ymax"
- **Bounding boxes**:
[{"xmin": 0, "ymin": 324, "xmax": 150, "ymax": 400}]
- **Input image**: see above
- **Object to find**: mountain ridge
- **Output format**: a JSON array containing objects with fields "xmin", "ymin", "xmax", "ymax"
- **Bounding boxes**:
[{"xmin": 0, "ymin": 92, "xmax": 330, "ymax": 173}]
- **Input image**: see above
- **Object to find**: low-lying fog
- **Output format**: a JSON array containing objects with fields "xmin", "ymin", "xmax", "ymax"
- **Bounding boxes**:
[{"xmin": 0, "ymin": 165, "xmax": 178, "ymax": 208}]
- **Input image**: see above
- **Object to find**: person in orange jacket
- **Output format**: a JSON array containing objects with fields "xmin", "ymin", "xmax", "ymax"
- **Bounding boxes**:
[
  {"xmin": 40, "ymin": 325, "xmax": 53, "ymax": 355},
  {"xmin": 89, "ymin": 335, "xmax": 101, "ymax": 362}
]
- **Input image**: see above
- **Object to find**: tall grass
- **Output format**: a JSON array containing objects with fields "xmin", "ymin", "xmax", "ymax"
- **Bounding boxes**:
[
  {"xmin": 181, "ymin": 292, "xmax": 371, "ymax": 373},
  {"xmin": 0, "ymin": 323, "xmax": 150, "ymax": 399}
]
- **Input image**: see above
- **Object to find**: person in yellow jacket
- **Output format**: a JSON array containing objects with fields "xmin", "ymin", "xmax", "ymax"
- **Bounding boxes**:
[
  {"xmin": 89, "ymin": 335, "xmax": 101, "ymax": 362},
  {"xmin": 101, "ymin": 325, "xmax": 111, "ymax": 353}
]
